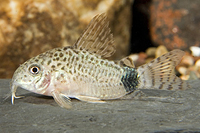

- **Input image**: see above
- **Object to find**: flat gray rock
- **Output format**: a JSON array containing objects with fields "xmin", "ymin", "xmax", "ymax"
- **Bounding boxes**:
[{"xmin": 1, "ymin": 79, "xmax": 200, "ymax": 133}]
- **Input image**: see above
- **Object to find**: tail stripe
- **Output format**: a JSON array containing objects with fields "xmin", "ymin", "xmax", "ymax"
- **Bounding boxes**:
[{"xmin": 137, "ymin": 49, "xmax": 190, "ymax": 90}]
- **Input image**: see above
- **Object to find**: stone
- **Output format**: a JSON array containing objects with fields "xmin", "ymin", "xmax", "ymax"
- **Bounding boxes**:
[
  {"xmin": 146, "ymin": 47, "xmax": 157, "ymax": 57},
  {"xmin": 0, "ymin": 0, "xmax": 134, "ymax": 78},
  {"xmin": 180, "ymin": 75, "xmax": 189, "ymax": 80},
  {"xmin": 150, "ymin": 0, "xmax": 200, "ymax": 51},
  {"xmin": 195, "ymin": 59, "xmax": 200, "ymax": 67},
  {"xmin": 136, "ymin": 52, "xmax": 147, "ymax": 67},
  {"xmin": 155, "ymin": 45, "xmax": 168, "ymax": 58},
  {"xmin": 178, "ymin": 66, "xmax": 188, "ymax": 75},
  {"xmin": 190, "ymin": 46, "xmax": 200, "ymax": 57},
  {"xmin": 195, "ymin": 59, "xmax": 200, "ymax": 75},
  {"xmin": 180, "ymin": 55, "xmax": 194, "ymax": 67}
]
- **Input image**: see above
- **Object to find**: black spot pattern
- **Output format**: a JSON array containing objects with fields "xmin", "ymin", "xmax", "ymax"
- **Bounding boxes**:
[{"xmin": 121, "ymin": 67, "xmax": 139, "ymax": 93}]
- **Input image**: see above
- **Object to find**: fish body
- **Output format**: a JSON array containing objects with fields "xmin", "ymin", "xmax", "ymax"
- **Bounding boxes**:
[{"xmin": 11, "ymin": 14, "xmax": 190, "ymax": 109}]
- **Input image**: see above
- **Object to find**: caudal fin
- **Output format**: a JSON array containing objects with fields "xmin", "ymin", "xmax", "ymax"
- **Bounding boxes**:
[{"xmin": 137, "ymin": 49, "xmax": 190, "ymax": 90}]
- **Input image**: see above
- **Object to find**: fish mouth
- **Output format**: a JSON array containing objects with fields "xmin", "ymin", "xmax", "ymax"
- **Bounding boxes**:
[
  {"xmin": 10, "ymin": 78, "xmax": 50, "ymax": 104},
  {"xmin": 10, "ymin": 71, "xmax": 51, "ymax": 104}
]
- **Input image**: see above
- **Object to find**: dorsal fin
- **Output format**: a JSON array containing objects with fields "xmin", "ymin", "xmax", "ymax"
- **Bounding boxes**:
[{"xmin": 73, "ymin": 13, "xmax": 115, "ymax": 58}]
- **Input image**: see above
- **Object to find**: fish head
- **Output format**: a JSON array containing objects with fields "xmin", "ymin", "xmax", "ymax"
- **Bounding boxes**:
[{"xmin": 11, "ymin": 53, "xmax": 51, "ymax": 104}]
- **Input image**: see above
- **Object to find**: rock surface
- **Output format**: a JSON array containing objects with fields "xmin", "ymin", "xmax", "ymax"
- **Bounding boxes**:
[
  {"xmin": 0, "ymin": 0, "xmax": 133, "ymax": 78},
  {"xmin": 1, "ymin": 79, "xmax": 200, "ymax": 132},
  {"xmin": 150, "ymin": 0, "xmax": 200, "ymax": 50}
]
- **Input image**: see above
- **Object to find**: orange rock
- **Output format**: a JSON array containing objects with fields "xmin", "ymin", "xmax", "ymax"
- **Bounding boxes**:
[
  {"xmin": 0, "ymin": 0, "xmax": 133, "ymax": 78},
  {"xmin": 150, "ymin": 0, "xmax": 200, "ymax": 50}
]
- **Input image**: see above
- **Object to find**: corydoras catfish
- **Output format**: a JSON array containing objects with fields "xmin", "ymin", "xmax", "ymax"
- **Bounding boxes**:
[{"xmin": 10, "ymin": 14, "xmax": 190, "ymax": 109}]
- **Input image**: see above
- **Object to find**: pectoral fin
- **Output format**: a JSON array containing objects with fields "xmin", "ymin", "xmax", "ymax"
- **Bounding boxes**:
[
  {"xmin": 76, "ymin": 95, "xmax": 105, "ymax": 103},
  {"xmin": 51, "ymin": 91, "xmax": 72, "ymax": 109}
]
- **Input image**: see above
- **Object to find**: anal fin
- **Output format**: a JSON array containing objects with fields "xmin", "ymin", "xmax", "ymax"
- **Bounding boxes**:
[
  {"xmin": 76, "ymin": 95, "xmax": 105, "ymax": 103},
  {"xmin": 51, "ymin": 90, "xmax": 72, "ymax": 109}
]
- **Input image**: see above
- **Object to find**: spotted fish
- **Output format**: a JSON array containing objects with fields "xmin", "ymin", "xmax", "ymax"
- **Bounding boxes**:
[{"xmin": 10, "ymin": 14, "xmax": 190, "ymax": 109}]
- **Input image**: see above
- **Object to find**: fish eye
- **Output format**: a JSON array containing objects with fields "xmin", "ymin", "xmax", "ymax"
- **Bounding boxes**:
[{"xmin": 29, "ymin": 65, "xmax": 40, "ymax": 74}]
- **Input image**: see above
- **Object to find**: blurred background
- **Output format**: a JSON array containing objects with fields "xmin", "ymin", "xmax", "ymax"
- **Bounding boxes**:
[{"xmin": 0, "ymin": 0, "xmax": 200, "ymax": 80}]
